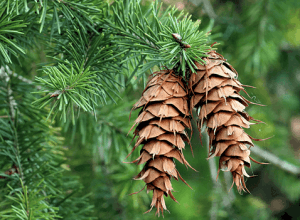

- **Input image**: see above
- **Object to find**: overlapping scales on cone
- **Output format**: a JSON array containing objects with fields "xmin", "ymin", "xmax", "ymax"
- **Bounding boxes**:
[
  {"xmin": 127, "ymin": 69, "xmax": 194, "ymax": 216},
  {"xmin": 189, "ymin": 50, "xmax": 266, "ymax": 193}
]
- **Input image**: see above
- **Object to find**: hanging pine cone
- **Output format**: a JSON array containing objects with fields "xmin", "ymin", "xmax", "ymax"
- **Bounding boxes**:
[
  {"xmin": 189, "ymin": 49, "xmax": 266, "ymax": 193},
  {"xmin": 127, "ymin": 69, "xmax": 194, "ymax": 216}
]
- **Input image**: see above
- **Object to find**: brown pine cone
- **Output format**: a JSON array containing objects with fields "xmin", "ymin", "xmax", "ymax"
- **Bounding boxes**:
[
  {"xmin": 127, "ymin": 69, "xmax": 194, "ymax": 216},
  {"xmin": 189, "ymin": 50, "xmax": 266, "ymax": 193}
]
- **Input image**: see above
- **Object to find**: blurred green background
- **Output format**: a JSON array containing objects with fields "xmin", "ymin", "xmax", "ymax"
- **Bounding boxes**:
[{"xmin": 2, "ymin": 0, "xmax": 300, "ymax": 219}]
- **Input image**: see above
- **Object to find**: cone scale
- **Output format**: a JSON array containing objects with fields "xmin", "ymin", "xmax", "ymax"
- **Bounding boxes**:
[
  {"xmin": 189, "ymin": 50, "xmax": 266, "ymax": 193},
  {"xmin": 127, "ymin": 69, "xmax": 194, "ymax": 216}
]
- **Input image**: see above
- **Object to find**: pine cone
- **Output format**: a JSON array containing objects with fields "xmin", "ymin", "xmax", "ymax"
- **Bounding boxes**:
[
  {"xmin": 127, "ymin": 69, "xmax": 194, "ymax": 216},
  {"xmin": 189, "ymin": 50, "xmax": 266, "ymax": 193}
]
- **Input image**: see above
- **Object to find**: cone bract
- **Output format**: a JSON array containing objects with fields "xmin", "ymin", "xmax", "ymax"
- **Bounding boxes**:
[
  {"xmin": 189, "ymin": 50, "xmax": 265, "ymax": 193},
  {"xmin": 128, "ymin": 69, "xmax": 194, "ymax": 216}
]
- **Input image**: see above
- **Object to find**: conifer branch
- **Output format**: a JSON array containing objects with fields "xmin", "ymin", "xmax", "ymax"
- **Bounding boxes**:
[
  {"xmin": 0, "ymin": 67, "xmax": 16, "ymax": 121},
  {"xmin": 0, "ymin": 66, "xmax": 25, "ymax": 182},
  {"xmin": 206, "ymin": 133, "xmax": 235, "ymax": 219},
  {"xmin": 223, "ymin": 172, "xmax": 235, "ymax": 206},
  {"xmin": 100, "ymin": 119, "xmax": 132, "ymax": 138},
  {"xmin": 2, "ymin": 66, "xmax": 42, "ymax": 89},
  {"xmin": 108, "ymin": 0, "xmax": 211, "ymax": 76},
  {"xmin": 206, "ymin": 133, "xmax": 220, "ymax": 220},
  {"xmin": 251, "ymin": 145, "xmax": 300, "ymax": 175}
]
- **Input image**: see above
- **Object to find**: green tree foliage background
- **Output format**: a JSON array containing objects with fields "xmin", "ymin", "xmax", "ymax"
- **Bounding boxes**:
[{"xmin": 0, "ymin": 0, "xmax": 300, "ymax": 219}]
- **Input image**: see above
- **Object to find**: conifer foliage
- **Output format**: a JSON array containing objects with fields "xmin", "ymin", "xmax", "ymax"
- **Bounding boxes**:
[
  {"xmin": 3, "ymin": 0, "xmax": 299, "ymax": 218},
  {"xmin": 127, "ymin": 69, "xmax": 194, "ymax": 216}
]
